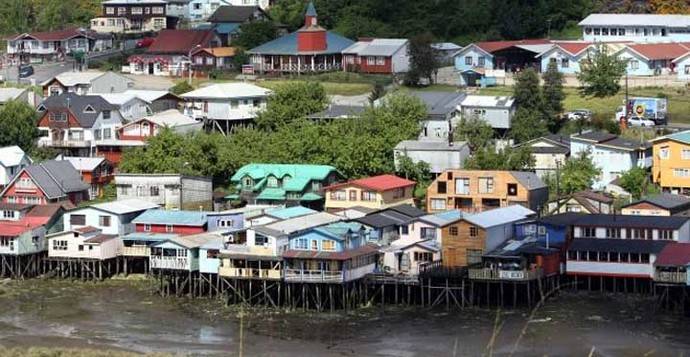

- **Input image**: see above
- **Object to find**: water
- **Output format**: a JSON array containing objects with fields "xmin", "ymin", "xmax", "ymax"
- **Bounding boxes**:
[{"xmin": 0, "ymin": 278, "xmax": 689, "ymax": 356}]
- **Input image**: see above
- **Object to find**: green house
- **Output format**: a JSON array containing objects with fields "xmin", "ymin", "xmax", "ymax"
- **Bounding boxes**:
[{"xmin": 229, "ymin": 163, "xmax": 343, "ymax": 208}]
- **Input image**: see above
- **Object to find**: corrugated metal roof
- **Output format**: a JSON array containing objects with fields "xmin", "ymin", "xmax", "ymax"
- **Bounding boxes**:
[
  {"xmin": 463, "ymin": 205, "xmax": 535, "ymax": 228},
  {"xmin": 181, "ymin": 83, "xmax": 271, "ymax": 99},
  {"xmin": 266, "ymin": 212, "xmax": 341, "ymax": 235},
  {"xmin": 510, "ymin": 171, "xmax": 547, "ymax": 190},
  {"xmin": 404, "ymin": 91, "xmax": 466, "ymax": 118},
  {"xmin": 132, "ymin": 210, "xmax": 207, "ymax": 226},
  {"xmin": 88, "ymin": 199, "xmax": 160, "ymax": 215},
  {"xmin": 248, "ymin": 30, "xmax": 354, "ymax": 55},
  {"xmin": 624, "ymin": 193, "xmax": 690, "ymax": 210},
  {"xmin": 230, "ymin": 163, "xmax": 337, "ymax": 182},
  {"xmin": 0, "ymin": 146, "xmax": 28, "ymax": 168},
  {"xmin": 343, "ymin": 39, "xmax": 407, "ymax": 57},
  {"xmin": 266, "ymin": 206, "xmax": 317, "ymax": 220},
  {"xmin": 461, "ymin": 95, "xmax": 515, "ymax": 108},
  {"xmin": 579, "ymin": 13, "xmax": 690, "ymax": 27},
  {"xmin": 121, "ymin": 232, "xmax": 178, "ymax": 241},
  {"xmin": 394, "ymin": 140, "xmax": 468, "ymax": 152},
  {"xmin": 655, "ymin": 242, "xmax": 690, "ymax": 266},
  {"xmin": 418, "ymin": 209, "xmax": 464, "ymax": 226}
]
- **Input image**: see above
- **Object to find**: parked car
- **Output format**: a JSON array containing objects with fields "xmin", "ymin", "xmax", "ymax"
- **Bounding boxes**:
[
  {"xmin": 18, "ymin": 65, "xmax": 33, "ymax": 78},
  {"xmin": 136, "ymin": 37, "xmax": 155, "ymax": 48},
  {"xmin": 627, "ymin": 116, "xmax": 656, "ymax": 127},
  {"xmin": 565, "ymin": 109, "xmax": 592, "ymax": 121}
]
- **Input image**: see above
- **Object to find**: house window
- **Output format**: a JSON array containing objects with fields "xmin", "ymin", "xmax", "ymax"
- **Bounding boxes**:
[
  {"xmin": 131, "ymin": 7, "xmax": 143, "ymax": 14},
  {"xmin": 322, "ymin": 240, "xmax": 335, "ymax": 251},
  {"xmin": 582, "ymin": 227, "xmax": 596, "ymax": 238},
  {"xmin": 685, "ymin": 65, "xmax": 690, "ymax": 75},
  {"xmin": 375, "ymin": 57, "xmax": 385, "ymax": 65},
  {"xmin": 152, "ymin": 6, "xmax": 164, "ymax": 14},
  {"xmin": 674, "ymin": 169, "xmax": 690, "ymax": 177},
  {"xmin": 619, "ymin": 28, "xmax": 626, "ymax": 36},
  {"xmin": 610, "ymin": 28, "xmax": 617, "ymax": 36},
  {"xmin": 585, "ymin": 27, "xmax": 592, "ymax": 35},
  {"xmin": 361, "ymin": 191, "xmax": 377, "ymax": 201},
  {"xmin": 348, "ymin": 190, "xmax": 357, "ymax": 201},
  {"xmin": 165, "ymin": 225, "xmax": 174, "ymax": 233},
  {"xmin": 605, "ymin": 227, "xmax": 620, "ymax": 238},
  {"xmin": 561, "ymin": 58, "xmax": 569, "ymax": 68},
  {"xmin": 195, "ymin": 56, "xmax": 204, "ymax": 65},
  {"xmin": 144, "ymin": 224, "xmax": 151, "ymax": 232},
  {"xmin": 400, "ymin": 225, "xmax": 409, "ymax": 235},
  {"xmin": 267, "ymin": 176, "xmax": 278, "ymax": 188},
  {"xmin": 150, "ymin": 186, "xmax": 160, "ymax": 196},
  {"xmin": 295, "ymin": 238, "xmax": 308, "ymax": 250},
  {"xmin": 478, "ymin": 56, "xmax": 485, "ymax": 66},
  {"xmin": 659, "ymin": 230, "xmax": 673, "ymax": 240},
  {"xmin": 102, "ymin": 110, "xmax": 111, "ymax": 120},
  {"xmin": 601, "ymin": 28, "xmax": 609, "ymax": 35},
  {"xmin": 660, "ymin": 146, "xmax": 670, "ymax": 159},
  {"xmin": 367, "ymin": 56, "xmax": 376, "ymax": 65},
  {"xmin": 478, "ymin": 177, "xmax": 493, "ymax": 194},
  {"xmin": 70, "ymin": 214, "xmax": 86, "ymax": 226},
  {"xmin": 437, "ymin": 181, "xmax": 447, "ymax": 194},
  {"xmin": 469, "ymin": 226, "xmax": 478, "ymax": 237},
  {"xmin": 467, "ymin": 249, "xmax": 483, "ymax": 265},
  {"xmin": 106, "ymin": 6, "xmax": 114, "ymax": 14},
  {"xmin": 465, "ymin": 56, "xmax": 472, "ymax": 65},
  {"xmin": 430, "ymin": 198, "xmax": 446, "ymax": 210},
  {"xmin": 538, "ymin": 226, "xmax": 546, "ymax": 235},
  {"xmin": 682, "ymin": 149, "xmax": 690, "ymax": 160},
  {"xmin": 311, "ymin": 240, "xmax": 318, "ymax": 250},
  {"xmin": 49, "ymin": 112, "xmax": 67, "ymax": 121},
  {"xmin": 217, "ymin": 219, "xmax": 233, "ymax": 227},
  {"xmin": 255, "ymin": 234, "xmax": 269, "ymax": 246},
  {"xmin": 629, "ymin": 60, "xmax": 639, "ymax": 70},
  {"xmin": 103, "ymin": 128, "xmax": 112, "ymax": 140},
  {"xmin": 99, "ymin": 215, "xmax": 111, "ymax": 227},
  {"xmin": 455, "ymin": 178, "xmax": 470, "ymax": 194},
  {"xmin": 78, "ymin": 245, "xmax": 84, "ymax": 251},
  {"xmin": 507, "ymin": 183, "xmax": 518, "ymax": 196},
  {"xmin": 330, "ymin": 190, "xmax": 347, "ymax": 201},
  {"xmin": 52, "ymin": 240, "xmax": 67, "ymax": 251},
  {"xmin": 2, "ymin": 210, "xmax": 15, "ymax": 219},
  {"xmin": 594, "ymin": 28, "xmax": 601, "ymax": 35},
  {"xmin": 449, "ymin": 226, "xmax": 458, "ymax": 236}
]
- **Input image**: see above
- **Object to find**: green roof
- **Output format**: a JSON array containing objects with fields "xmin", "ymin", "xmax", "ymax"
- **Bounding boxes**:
[
  {"xmin": 256, "ymin": 187, "xmax": 286, "ymax": 201},
  {"xmin": 283, "ymin": 177, "xmax": 311, "ymax": 192},
  {"xmin": 231, "ymin": 163, "xmax": 337, "ymax": 182},
  {"xmin": 300, "ymin": 192, "xmax": 322, "ymax": 201},
  {"xmin": 224, "ymin": 194, "xmax": 240, "ymax": 200}
]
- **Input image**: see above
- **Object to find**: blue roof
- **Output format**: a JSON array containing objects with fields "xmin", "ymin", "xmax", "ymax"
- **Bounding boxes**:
[
  {"xmin": 122, "ymin": 232, "xmax": 178, "ymax": 242},
  {"xmin": 314, "ymin": 222, "xmax": 365, "ymax": 240},
  {"xmin": 215, "ymin": 23, "xmax": 241, "ymax": 35},
  {"xmin": 132, "ymin": 210, "xmax": 208, "ymax": 226},
  {"xmin": 662, "ymin": 130, "xmax": 690, "ymax": 145},
  {"xmin": 266, "ymin": 206, "xmax": 317, "ymax": 219},
  {"xmin": 248, "ymin": 31, "xmax": 355, "ymax": 55},
  {"xmin": 305, "ymin": 1, "xmax": 317, "ymax": 16},
  {"xmin": 433, "ymin": 210, "xmax": 464, "ymax": 221}
]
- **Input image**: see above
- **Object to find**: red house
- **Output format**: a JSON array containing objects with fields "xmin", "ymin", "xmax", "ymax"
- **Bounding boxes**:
[
  {"xmin": 56, "ymin": 156, "xmax": 114, "ymax": 199},
  {"xmin": 131, "ymin": 210, "xmax": 208, "ymax": 235},
  {"xmin": 0, "ymin": 160, "xmax": 90, "ymax": 206},
  {"xmin": 342, "ymin": 38, "xmax": 410, "ymax": 74}
]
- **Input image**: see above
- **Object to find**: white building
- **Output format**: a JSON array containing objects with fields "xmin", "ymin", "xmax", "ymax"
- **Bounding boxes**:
[
  {"xmin": 514, "ymin": 134, "xmax": 570, "ymax": 179},
  {"xmin": 63, "ymin": 199, "xmax": 159, "ymax": 235},
  {"xmin": 459, "ymin": 95, "xmax": 516, "ymax": 130},
  {"xmin": 579, "ymin": 14, "xmax": 690, "ymax": 43},
  {"xmin": 114, "ymin": 174, "xmax": 213, "ymax": 210},
  {"xmin": 394, "ymin": 140, "xmax": 470, "ymax": 175},
  {"xmin": 42, "ymin": 71, "xmax": 134, "ymax": 97},
  {"xmin": 0, "ymin": 146, "xmax": 31, "ymax": 187},
  {"xmin": 48, "ymin": 227, "xmax": 122, "ymax": 261},
  {"xmin": 181, "ymin": 82, "xmax": 271, "ymax": 134}
]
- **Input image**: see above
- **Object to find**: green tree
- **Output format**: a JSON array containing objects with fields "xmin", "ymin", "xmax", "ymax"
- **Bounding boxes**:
[
  {"xmin": 170, "ymin": 81, "xmax": 195, "ymax": 95},
  {"xmin": 255, "ymin": 81, "xmax": 327, "ymax": 130},
  {"xmin": 404, "ymin": 32, "xmax": 439, "ymax": 87},
  {"xmin": 0, "ymin": 100, "xmax": 38, "ymax": 152},
  {"xmin": 542, "ymin": 60, "xmax": 565, "ymax": 130},
  {"xmin": 455, "ymin": 114, "xmax": 493, "ymax": 152},
  {"xmin": 464, "ymin": 145, "xmax": 534, "ymax": 171},
  {"xmin": 618, "ymin": 166, "xmax": 659, "ymax": 199},
  {"xmin": 510, "ymin": 107, "xmax": 548, "ymax": 143},
  {"xmin": 558, "ymin": 151, "xmax": 601, "ymax": 194},
  {"xmin": 119, "ymin": 128, "xmax": 196, "ymax": 175},
  {"xmin": 576, "ymin": 44, "xmax": 628, "ymax": 97},
  {"xmin": 233, "ymin": 20, "xmax": 279, "ymax": 50},
  {"xmin": 513, "ymin": 68, "xmax": 543, "ymax": 112},
  {"xmin": 0, "ymin": 0, "xmax": 33, "ymax": 34}
]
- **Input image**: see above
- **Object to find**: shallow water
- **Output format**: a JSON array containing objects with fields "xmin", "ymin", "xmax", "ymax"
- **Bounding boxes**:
[{"xmin": 0, "ymin": 279, "xmax": 689, "ymax": 356}]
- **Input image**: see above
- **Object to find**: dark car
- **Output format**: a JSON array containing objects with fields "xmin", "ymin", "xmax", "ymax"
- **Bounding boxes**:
[{"xmin": 18, "ymin": 65, "xmax": 34, "ymax": 78}]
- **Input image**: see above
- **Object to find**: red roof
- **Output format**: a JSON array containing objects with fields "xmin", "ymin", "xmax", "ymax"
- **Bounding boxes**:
[
  {"xmin": 146, "ymin": 30, "xmax": 216, "ymax": 54},
  {"xmin": 551, "ymin": 42, "xmax": 592, "ymax": 56},
  {"xmin": 7, "ymin": 27, "xmax": 96, "ymax": 42},
  {"xmin": 655, "ymin": 242, "xmax": 690, "ymax": 266},
  {"xmin": 0, "ymin": 219, "xmax": 46, "ymax": 237},
  {"xmin": 475, "ymin": 39, "xmax": 551, "ymax": 54},
  {"xmin": 326, "ymin": 174, "xmax": 416, "ymax": 192},
  {"xmin": 628, "ymin": 43, "xmax": 690, "ymax": 61}
]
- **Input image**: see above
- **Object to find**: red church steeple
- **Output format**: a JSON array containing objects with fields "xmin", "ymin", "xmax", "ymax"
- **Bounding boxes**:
[{"xmin": 297, "ymin": 1, "xmax": 327, "ymax": 52}]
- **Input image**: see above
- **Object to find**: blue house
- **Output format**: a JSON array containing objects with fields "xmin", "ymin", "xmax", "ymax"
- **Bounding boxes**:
[
  {"xmin": 536, "ymin": 42, "xmax": 592, "ymax": 75},
  {"xmin": 674, "ymin": 52, "xmax": 690, "ymax": 80},
  {"xmin": 354, "ymin": 204, "xmax": 426, "ymax": 245},
  {"xmin": 206, "ymin": 210, "xmax": 244, "ymax": 232},
  {"xmin": 283, "ymin": 222, "xmax": 379, "ymax": 283},
  {"xmin": 513, "ymin": 212, "xmax": 580, "ymax": 247},
  {"xmin": 150, "ymin": 233, "xmax": 221, "ymax": 272}
]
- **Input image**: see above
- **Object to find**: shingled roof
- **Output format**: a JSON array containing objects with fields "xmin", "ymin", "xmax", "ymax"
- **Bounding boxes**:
[
  {"xmin": 40, "ymin": 93, "xmax": 118, "ymax": 128},
  {"xmin": 146, "ymin": 29, "xmax": 216, "ymax": 54},
  {"xmin": 0, "ymin": 160, "xmax": 89, "ymax": 200},
  {"xmin": 208, "ymin": 5, "xmax": 267, "ymax": 23}
]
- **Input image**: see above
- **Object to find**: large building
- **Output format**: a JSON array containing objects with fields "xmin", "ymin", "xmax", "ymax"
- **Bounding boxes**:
[
  {"xmin": 247, "ymin": 2, "xmax": 354, "ymax": 74},
  {"xmin": 90, "ymin": 0, "xmax": 168, "ymax": 34},
  {"xmin": 578, "ymin": 14, "xmax": 690, "ymax": 43},
  {"xmin": 6, "ymin": 28, "xmax": 113, "ymax": 62}
]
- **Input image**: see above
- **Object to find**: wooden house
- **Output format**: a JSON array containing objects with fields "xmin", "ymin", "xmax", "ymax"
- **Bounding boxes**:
[
  {"xmin": 381, "ymin": 239, "xmax": 440, "ymax": 276},
  {"xmin": 468, "ymin": 239, "xmax": 560, "ymax": 282},
  {"xmin": 354, "ymin": 204, "xmax": 426, "ymax": 245},
  {"xmin": 324, "ymin": 174, "xmax": 416, "ymax": 212},
  {"xmin": 63, "ymin": 198, "xmax": 159, "ymax": 236},
  {"xmin": 426, "ymin": 170, "xmax": 548, "ymax": 213},
  {"xmin": 191, "ymin": 47, "xmax": 237, "ymax": 71},
  {"xmin": 0, "ymin": 160, "xmax": 90, "ymax": 206},
  {"xmin": 90, "ymin": 0, "xmax": 168, "ymax": 34},
  {"xmin": 150, "ymin": 232, "xmax": 220, "ymax": 271},
  {"xmin": 622, "ymin": 193, "xmax": 690, "ymax": 217},
  {"xmin": 440, "ymin": 205, "xmax": 535, "ymax": 268},
  {"xmin": 114, "ymin": 173, "xmax": 213, "ymax": 210},
  {"xmin": 131, "ymin": 209, "xmax": 208, "ymax": 235},
  {"xmin": 42, "ymin": 71, "xmax": 134, "ymax": 97},
  {"xmin": 341, "ymin": 38, "xmax": 410, "ymax": 74},
  {"xmin": 283, "ymin": 222, "xmax": 379, "ymax": 283},
  {"xmin": 207, "ymin": 5, "xmax": 270, "ymax": 45},
  {"xmin": 56, "ymin": 156, "xmax": 113, "ymax": 199},
  {"xmin": 47, "ymin": 226, "xmax": 121, "ymax": 261},
  {"xmin": 653, "ymin": 242, "xmax": 690, "ymax": 285}
]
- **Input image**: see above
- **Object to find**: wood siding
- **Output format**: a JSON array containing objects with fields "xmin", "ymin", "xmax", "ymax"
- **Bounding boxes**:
[{"xmin": 441, "ymin": 221, "xmax": 486, "ymax": 268}]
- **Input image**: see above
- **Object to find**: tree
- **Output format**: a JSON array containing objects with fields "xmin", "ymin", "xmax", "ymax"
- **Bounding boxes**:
[
  {"xmin": 233, "ymin": 20, "xmax": 279, "ymax": 50},
  {"xmin": 542, "ymin": 60, "xmax": 565, "ymax": 130},
  {"xmin": 649, "ymin": 0, "xmax": 689, "ymax": 14},
  {"xmin": 0, "ymin": 100, "xmax": 38, "ymax": 152},
  {"xmin": 513, "ymin": 68, "xmax": 542, "ymax": 112},
  {"xmin": 510, "ymin": 107, "xmax": 548, "ymax": 143},
  {"xmin": 396, "ymin": 155, "xmax": 431, "ymax": 184},
  {"xmin": 455, "ymin": 115, "xmax": 493, "ymax": 152},
  {"xmin": 618, "ymin": 166, "xmax": 659, "ymax": 199},
  {"xmin": 558, "ymin": 151, "xmax": 601, "ymax": 195},
  {"xmin": 464, "ymin": 145, "xmax": 534, "ymax": 171},
  {"xmin": 170, "ymin": 81, "xmax": 195, "ymax": 95},
  {"xmin": 576, "ymin": 44, "xmax": 628, "ymax": 98},
  {"xmin": 255, "ymin": 81, "xmax": 327, "ymax": 130},
  {"xmin": 404, "ymin": 33, "xmax": 439, "ymax": 87},
  {"xmin": 0, "ymin": 0, "xmax": 33, "ymax": 34}
]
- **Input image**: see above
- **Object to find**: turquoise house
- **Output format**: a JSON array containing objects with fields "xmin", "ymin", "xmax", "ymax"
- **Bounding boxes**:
[
  {"xmin": 229, "ymin": 163, "xmax": 343, "ymax": 209},
  {"xmin": 199, "ymin": 238, "xmax": 225, "ymax": 274},
  {"xmin": 150, "ymin": 233, "xmax": 220, "ymax": 272},
  {"xmin": 537, "ymin": 43, "xmax": 592, "ymax": 75},
  {"xmin": 454, "ymin": 44, "xmax": 494, "ymax": 72},
  {"xmin": 674, "ymin": 52, "xmax": 690, "ymax": 80}
]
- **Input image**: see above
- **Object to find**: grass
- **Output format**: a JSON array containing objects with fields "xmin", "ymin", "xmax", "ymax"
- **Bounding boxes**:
[{"xmin": 478, "ymin": 86, "xmax": 690, "ymax": 124}]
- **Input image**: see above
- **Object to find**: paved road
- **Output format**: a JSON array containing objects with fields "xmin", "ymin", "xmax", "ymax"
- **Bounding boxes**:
[{"xmin": 1, "ymin": 60, "xmax": 76, "ymax": 86}]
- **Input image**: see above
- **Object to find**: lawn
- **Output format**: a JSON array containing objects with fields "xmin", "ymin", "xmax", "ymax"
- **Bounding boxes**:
[
  {"xmin": 478, "ymin": 86, "xmax": 690, "ymax": 124},
  {"xmin": 257, "ymin": 79, "xmax": 373, "ymax": 96}
]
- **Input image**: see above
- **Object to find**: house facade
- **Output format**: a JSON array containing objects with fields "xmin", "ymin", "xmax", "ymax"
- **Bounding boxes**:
[
  {"xmin": 394, "ymin": 140, "xmax": 471, "ymax": 175},
  {"xmin": 117, "ymin": 109, "xmax": 201, "ymax": 141},
  {"xmin": 324, "ymin": 174, "xmax": 416, "ymax": 212},
  {"xmin": 0, "ymin": 160, "xmax": 89, "ymax": 206},
  {"xmin": 90, "ymin": 0, "xmax": 168, "ymax": 34},
  {"xmin": 48, "ymin": 227, "xmax": 121, "ymax": 261},
  {"xmin": 547, "ymin": 190, "xmax": 614, "ymax": 215},
  {"xmin": 615, "ymin": 43, "xmax": 689, "ymax": 76},
  {"xmin": 514, "ymin": 134, "xmax": 570, "ymax": 178},
  {"xmin": 537, "ymin": 42, "xmax": 592, "ymax": 75},
  {"xmin": 42, "ymin": 71, "xmax": 134, "ymax": 97},
  {"xmin": 0, "ymin": 146, "xmax": 31, "ymax": 188},
  {"xmin": 57, "ymin": 156, "xmax": 113, "ymax": 199},
  {"xmin": 150, "ymin": 233, "xmax": 218, "ymax": 271},
  {"xmin": 114, "ymin": 174, "xmax": 213, "ymax": 210},
  {"xmin": 578, "ymin": 14, "xmax": 690, "ymax": 43},
  {"xmin": 342, "ymin": 38, "xmax": 410, "ymax": 74},
  {"xmin": 651, "ymin": 130, "xmax": 690, "ymax": 195},
  {"xmin": 426, "ymin": 170, "xmax": 548, "ymax": 213},
  {"xmin": 126, "ymin": 29, "xmax": 219, "ymax": 76},
  {"xmin": 6, "ymin": 28, "xmax": 113, "ymax": 62},
  {"xmin": 459, "ymin": 95, "xmax": 516, "ymax": 130},
  {"xmin": 206, "ymin": 5, "xmax": 270, "ymax": 45},
  {"xmin": 622, "ymin": 193, "xmax": 690, "ymax": 217},
  {"xmin": 63, "ymin": 199, "xmax": 159, "ymax": 235}
]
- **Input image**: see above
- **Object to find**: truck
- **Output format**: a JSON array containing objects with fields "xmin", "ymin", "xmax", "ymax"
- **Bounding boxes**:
[{"xmin": 615, "ymin": 97, "xmax": 668, "ymax": 126}]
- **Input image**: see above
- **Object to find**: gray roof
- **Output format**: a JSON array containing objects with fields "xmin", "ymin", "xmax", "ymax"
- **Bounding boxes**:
[
  {"xmin": 624, "ymin": 193, "xmax": 690, "ymax": 210},
  {"xmin": 463, "ymin": 205, "xmax": 536, "ymax": 228},
  {"xmin": 18, "ymin": 160, "xmax": 89, "ymax": 199},
  {"xmin": 41, "ymin": 93, "xmax": 118, "ymax": 128},
  {"xmin": 406, "ymin": 91, "xmax": 466, "ymax": 119},
  {"xmin": 510, "ymin": 171, "xmax": 547, "ymax": 190},
  {"xmin": 570, "ymin": 238, "xmax": 669, "ymax": 255},
  {"xmin": 0, "ymin": 88, "xmax": 27, "ymax": 103},
  {"xmin": 579, "ymin": 14, "xmax": 690, "ymax": 28},
  {"xmin": 432, "ymin": 42, "xmax": 461, "ymax": 51},
  {"xmin": 208, "ymin": 5, "xmax": 267, "ymax": 23},
  {"xmin": 343, "ymin": 39, "xmax": 408, "ymax": 57},
  {"xmin": 395, "ymin": 140, "xmax": 469, "ymax": 152},
  {"xmin": 571, "ymin": 131, "xmax": 617, "ymax": 143},
  {"xmin": 308, "ymin": 105, "xmax": 366, "ymax": 119},
  {"xmin": 597, "ymin": 136, "xmax": 651, "ymax": 151}
]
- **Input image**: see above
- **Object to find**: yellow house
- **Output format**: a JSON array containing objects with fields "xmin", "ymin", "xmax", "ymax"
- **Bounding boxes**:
[
  {"xmin": 324, "ymin": 174, "xmax": 416, "ymax": 211},
  {"xmin": 651, "ymin": 130, "xmax": 690, "ymax": 195}
]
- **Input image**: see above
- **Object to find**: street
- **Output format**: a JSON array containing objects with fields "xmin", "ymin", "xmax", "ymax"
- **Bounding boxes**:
[{"xmin": 1, "ymin": 60, "xmax": 75, "ymax": 86}]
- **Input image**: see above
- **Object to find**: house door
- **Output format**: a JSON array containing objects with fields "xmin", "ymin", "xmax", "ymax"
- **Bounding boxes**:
[
  {"xmin": 148, "ymin": 63, "xmax": 155, "ymax": 75},
  {"xmin": 445, "ymin": 247, "xmax": 459, "ymax": 267},
  {"xmin": 400, "ymin": 252, "xmax": 410, "ymax": 272}
]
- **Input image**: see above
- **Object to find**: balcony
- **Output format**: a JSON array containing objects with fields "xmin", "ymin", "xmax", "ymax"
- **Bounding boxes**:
[
  {"xmin": 468, "ymin": 267, "xmax": 544, "ymax": 281},
  {"xmin": 254, "ymin": 63, "xmax": 342, "ymax": 73},
  {"xmin": 284, "ymin": 269, "xmax": 344, "ymax": 283},
  {"xmin": 219, "ymin": 267, "xmax": 281, "ymax": 280},
  {"xmin": 655, "ymin": 271, "xmax": 687, "ymax": 284},
  {"xmin": 121, "ymin": 246, "xmax": 149, "ymax": 257},
  {"xmin": 38, "ymin": 138, "xmax": 91, "ymax": 148},
  {"xmin": 150, "ymin": 256, "xmax": 189, "ymax": 270}
]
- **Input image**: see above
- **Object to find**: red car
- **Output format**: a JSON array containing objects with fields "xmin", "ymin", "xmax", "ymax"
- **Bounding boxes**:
[{"xmin": 136, "ymin": 37, "xmax": 155, "ymax": 48}]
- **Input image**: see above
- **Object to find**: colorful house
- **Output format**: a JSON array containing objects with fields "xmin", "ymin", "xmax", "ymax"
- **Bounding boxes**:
[
  {"xmin": 63, "ymin": 198, "xmax": 159, "ymax": 236},
  {"xmin": 56, "ymin": 156, "xmax": 113, "ymax": 199},
  {"xmin": 0, "ymin": 214, "xmax": 51, "ymax": 256},
  {"xmin": 324, "ymin": 174, "xmax": 416, "ymax": 212},
  {"xmin": 229, "ymin": 163, "xmax": 343, "ymax": 208},
  {"xmin": 536, "ymin": 42, "xmax": 592, "ymax": 74},
  {"xmin": 467, "ymin": 239, "xmax": 560, "ymax": 282},
  {"xmin": 614, "ymin": 43, "xmax": 689, "ymax": 76},
  {"xmin": 42, "ymin": 71, "xmax": 134, "ymax": 97},
  {"xmin": 6, "ymin": 28, "xmax": 113, "ymax": 62},
  {"xmin": 650, "ymin": 130, "xmax": 690, "ymax": 195},
  {"xmin": 622, "ymin": 193, "xmax": 690, "ymax": 217},
  {"xmin": 426, "ymin": 170, "xmax": 548, "ymax": 213},
  {"xmin": 354, "ymin": 204, "xmax": 426, "ymax": 245},
  {"xmin": 654, "ymin": 242, "xmax": 690, "ymax": 285},
  {"xmin": 453, "ymin": 39, "xmax": 552, "ymax": 76},
  {"xmin": 150, "ymin": 232, "xmax": 220, "ymax": 271},
  {"xmin": 206, "ymin": 5, "xmax": 270, "ymax": 46},
  {"xmin": 131, "ymin": 209, "xmax": 208, "ymax": 235},
  {"xmin": 117, "ymin": 109, "xmax": 201, "ymax": 142},
  {"xmin": 341, "ymin": 38, "xmax": 410, "ymax": 74},
  {"xmin": 47, "ymin": 226, "xmax": 121, "ymax": 261},
  {"xmin": 0, "ymin": 160, "xmax": 90, "ymax": 206},
  {"xmin": 114, "ymin": 173, "xmax": 213, "ymax": 210},
  {"xmin": 247, "ymin": 2, "xmax": 354, "ymax": 73}
]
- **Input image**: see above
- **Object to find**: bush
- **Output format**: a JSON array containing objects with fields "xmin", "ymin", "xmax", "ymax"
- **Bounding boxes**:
[{"xmin": 170, "ymin": 81, "xmax": 195, "ymax": 95}]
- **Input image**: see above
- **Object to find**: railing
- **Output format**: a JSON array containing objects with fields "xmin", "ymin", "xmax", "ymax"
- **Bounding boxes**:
[
  {"xmin": 38, "ymin": 140, "xmax": 91, "ymax": 148},
  {"xmin": 284, "ymin": 269, "xmax": 344, "ymax": 283},
  {"xmin": 121, "ymin": 246, "xmax": 149, "ymax": 257},
  {"xmin": 367, "ymin": 273, "xmax": 420, "ymax": 285},
  {"xmin": 255, "ymin": 63, "xmax": 342, "ymax": 73},
  {"xmin": 468, "ymin": 267, "xmax": 544, "ymax": 281},
  {"xmin": 219, "ymin": 267, "xmax": 281, "ymax": 280},
  {"xmin": 150, "ymin": 256, "xmax": 189, "ymax": 270},
  {"xmin": 655, "ymin": 271, "xmax": 687, "ymax": 284}
]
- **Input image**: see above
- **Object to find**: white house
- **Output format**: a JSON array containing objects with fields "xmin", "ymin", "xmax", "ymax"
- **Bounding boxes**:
[
  {"xmin": 579, "ymin": 13, "xmax": 690, "ymax": 43},
  {"xmin": 0, "ymin": 88, "xmax": 38, "ymax": 107},
  {"xmin": 181, "ymin": 82, "xmax": 271, "ymax": 134},
  {"xmin": 42, "ymin": 71, "xmax": 134, "ymax": 97},
  {"xmin": 63, "ymin": 199, "xmax": 159, "ymax": 235},
  {"xmin": 114, "ymin": 174, "xmax": 213, "ymax": 210},
  {"xmin": 514, "ymin": 134, "xmax": 570, "ymax": 179},
  {"xmin": 459, "ymin": 95, "xmax": 516, "ymax": 130},
  {"xmin": 5, "ymin": 28, "xmax": 113, "ymax": 62},
  {"xmin": 570, "ymin": 131, "xmax": 652, "ymax": 190},
  {"xmin": 394, "ymin": 140, "xmax": 471, "ymax": 175},
  {"xmin": 0, "ymin": 146, "xmax": 32, "ymax": 187},
  {"xmin": 48, "ymin": 226, "xmax": 122, "ymax": 261}
]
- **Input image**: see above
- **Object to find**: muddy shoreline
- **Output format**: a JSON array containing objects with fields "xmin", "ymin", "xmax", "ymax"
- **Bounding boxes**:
[{"xmin": 0, "ymin": 278, "xmax": 689, "ymax": 356}]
